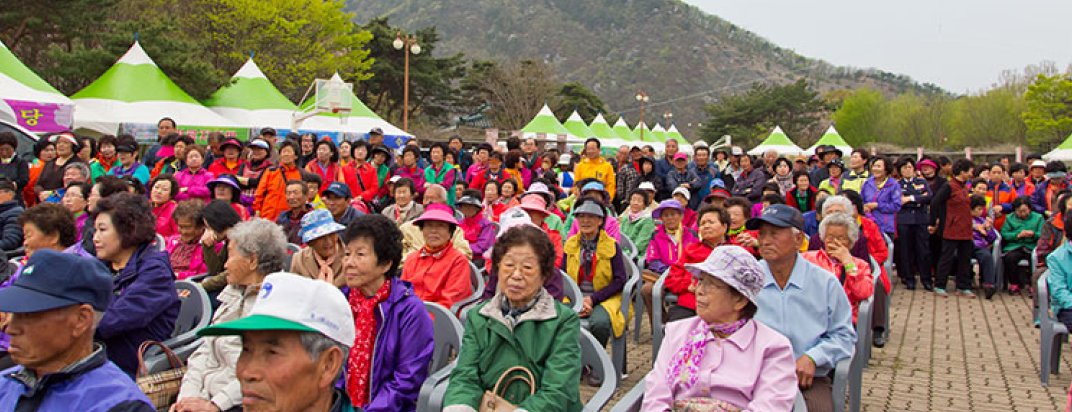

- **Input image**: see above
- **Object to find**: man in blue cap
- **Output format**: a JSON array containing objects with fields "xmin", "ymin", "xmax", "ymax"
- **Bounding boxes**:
[
  {"xmin": 748, "ymin": 204, "xmax": 856, "ymax": 412},
  {"xmin": 0, "ymin": 250, "xmax": 154, "ymax": 411},
  {"xmin": 321, "ymin": 182, "xmax": 364, "ymax": 228}
]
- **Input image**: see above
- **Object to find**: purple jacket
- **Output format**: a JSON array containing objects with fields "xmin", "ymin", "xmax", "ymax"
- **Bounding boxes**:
[
  {"xmin": 340, "ymin": 277, "xmax": 434, "ymax": 412},
  {"xmin": 95, "ymin": 244, "xmax": 180, "ymax": 376},
  {"xmin": 860, "ymin": 177, "xmax": 902, "ymax": 234},
  {"xmin": 973, "ymin": 216, "xmax": 998, "ymax": 249},
  {"xmin": 394, "ymin": 166, "xmax": 427, "ymax": 199},
  {"xmin": 1031, "ymin": 178, "xmax": 1071, "ymax": 215},
  {"xmin": 174, "ymin": 168, "xmax": 215, "ymax": 203}
]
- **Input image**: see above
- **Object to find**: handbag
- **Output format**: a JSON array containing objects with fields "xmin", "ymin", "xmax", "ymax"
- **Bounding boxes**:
[
  {"xmin": 479, "ymin": 366, "xmax": 536, "ymax": 412},
  {"xmin": 136, "ymin": 341, "xmax": 187, "ymax": 410}
]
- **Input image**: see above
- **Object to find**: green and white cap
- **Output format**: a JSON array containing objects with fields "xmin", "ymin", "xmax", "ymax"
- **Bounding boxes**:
[{"xmin": 198, "ymin": 273, "xmax": 355, "ymax": 346}]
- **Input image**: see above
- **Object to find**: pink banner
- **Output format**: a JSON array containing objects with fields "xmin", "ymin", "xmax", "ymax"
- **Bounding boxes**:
[{"xmin": 4, "ymin": 99, "xmax": 72, "ymax": 133}]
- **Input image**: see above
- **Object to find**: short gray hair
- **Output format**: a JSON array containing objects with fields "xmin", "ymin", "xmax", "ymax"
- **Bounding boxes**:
[
  {"xmin": 424, "ymin": 184, "xmax": 447, "ymax": 205},
  {"xmin": 64, "ymin": 162, "xmax": 91, "ymax": 180},
  {"xmin": 299, "ymin": 331, "xmax": 350, "ymax": 362},
  {"xmin": 822, "ymin": 195, "xmax": 855, "ymax": 217},
  {"xmin": 227, "ymin": 218, "xmax": 288, "ymax": 275},
  {"xmin": 818, "ymin": 212, "xmax": 860, "ymax": 246}
]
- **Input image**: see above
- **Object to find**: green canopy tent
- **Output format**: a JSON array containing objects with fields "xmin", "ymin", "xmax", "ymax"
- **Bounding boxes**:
[
  {"xmin": 666, "ymin": 123, "xmax": 692, "ymax": 154},
  {"xmin": 204, "ymin": 57, "xmax": 298, "ymax": 129},
  {"xmin": 803, "ymin": 125, "xmax": 852, "ymax": 156},
  {"xmin": 1044, "ymin": 132, "xmax": 1072, "ymax": 161},
  {"xmin": 520, "ymin": 103, "xmax": 579, "ymax": 144},
  {"xmin": 72, "ymin": 41, "xmax": 235, "ymax": 135},
  {"xmin": 747, "ymin": 125, "xmax": 803, "ymax": 156},
  {"xmin": 611, "ymin": 117, "xmax": 637, "ymax": 142},
  {"xmin": 0, "ymin": 38, "xmax": 83, "ymax": 132}
]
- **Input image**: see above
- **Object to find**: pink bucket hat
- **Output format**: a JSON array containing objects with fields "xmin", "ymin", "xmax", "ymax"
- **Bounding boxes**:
[
  {"xmin": 413, "ymin": 203, "xmax": 458, "ymax": 227},
  {"xmin": 517, "ymin": 194, "xmax": 549, "ymax": 217}
]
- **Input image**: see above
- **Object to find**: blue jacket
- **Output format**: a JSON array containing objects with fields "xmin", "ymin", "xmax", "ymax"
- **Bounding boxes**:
[
  {"xmin": 96, "ymin": 244, "xmax": 180, "ymax": 376},
  {"xmin": 0, "ymin": 346, "xmax": 154, "ymax": 412},
  {"xmin": 0, "ymin": 200, "xmax": 24, "ymax": 251},
  {"xmin": 896, "ymin": 177, "xmax": 932, "ymax": 225},
  {"xmin": 1031, "ymin": 178, "xmax": 1071, "ymax": 215},
  {"xmin": 340, "ymin": 277, "xmax": 434, "ymax": 412},
  {"xmin": 1048, "ymin": 241, "xmax": 1072, "ymax": 312},
  {"xmin": 860, "ymin": 177, "xmax": 902, "ymax": 234}
]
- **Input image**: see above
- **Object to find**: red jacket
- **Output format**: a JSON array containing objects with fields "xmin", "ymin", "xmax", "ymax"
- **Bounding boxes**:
[
  {"xmin": 802, "ymin": 250, "xmax": 874, "ymax": 323},
  {"xmin": 664, "ymin": 241, "xmax": 741, "ymax": 310},
  {"xmin": 207, "ymin": 158, "xmax": 245, "ymax": 177},
  {"xmin": 341, "ymin": 162, "xmax": 379, "ymax": 203},
  {"xmin": 860, "ymin": 216, "xmax": 892, "ymax": 293},
  {"xmin": 401, "ymin": 245, "xmax": 472, "ymax": 310}
]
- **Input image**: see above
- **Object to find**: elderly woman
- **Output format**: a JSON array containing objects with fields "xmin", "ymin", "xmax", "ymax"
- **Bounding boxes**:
[
  {"xmin": 305, "ymin": 137, "xmax": 344, "ymax": 190},
  {"xmin": 644, "ymin": 246, "xmax": 798, "ymax": 412},
  {"xmin": 1000, "ymin": 196, "xmax": 1043, "ymax": 296},
  {"xmin": 93, "ymin": 192, "xmax": 180, "ymax": 376},
  {"xmin": 291, "ymin": 209, "xmax": 346, "ymax": 287},
  {"xmin": 108, "ymin": 136, "xmax": 151, "ymax": 185},
  {"xmin": 35, "ymin": 132, "xmax": 84, "ymax": 203},
  {"xmin": 642, "ymin": 199, "xmax": 700, "ymax": 324},
  {"xmin": 562, "ymin": 197, "xmax": 627, "ymax": 347},
  {"xmin": 254, "ymin": 140, "xmax": 302, "ymax": 221},
  {"xmin": 207, "ymin": 174, "xmax": 251, "ymax": 221},
  {"xmin": 61, "ymin": 181, "xmax": 92, "ymax": 238},
  {"xmin": 43, "ymin": 161, "xmax": 90, "ymax": 204},
  {"xmin": 173, "ymin": 218, "xmax": 288, "ymax": 412},
  {"xmin": 802, "ymin": 213, "xmax": 875, "ymax": 323},
  {"xmin": 444, "ymin": 224, "xmax": 582, "ymax": 412},
  {"xmin": 860, "ymin": 155, "xmax": 902, "ymax": 238},
  {"xmin": 167, "ymin": 200, "xmax": 208, "ymax": 280},
  {"xmin": 663, "ymin": 206, "xmax": 734, "ymax": 321},
  {"xmin": 206, "ymin": 137, "xmax": 245, "ymax": 177},
  {"xmin": 382, "ymin": 177, "xmax": 424, "ymax": 225},
  {"xmin": 23, "ymin": 138, "xmax": 55, "ymax": 206},
  {"xmin": 565, "ymin": 180, "xmax": 622, "ymax": 241},
  {"xmin": 768, "ymin": 157, "xmax": 794, "ymax": 195},
  {"xmin": 402, "ymin": 204, "xmax": 471, "ymax": 310},
  {"xmin": 174, "ymin": 145, "xmax": 214, "ymax": 203},
  {"xmin": 339, "ymin": 214, "xmax": 434, "ymax": 412},
  {"xmin": 620, "ymin": 188, "xmax": 656, "ymax": 254},
  {"xmin": 149, "ymin": 173, "xmax": 180, "ymax": 239},
  {"xmin": 18, "ymin": 203, "xmax": 93, "ymax": 263},
  {"xmin": 458, "ymin": 191, "xmax": 496, "ymax": 267}
]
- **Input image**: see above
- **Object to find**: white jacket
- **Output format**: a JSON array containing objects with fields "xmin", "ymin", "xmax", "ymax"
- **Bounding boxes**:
[{"xmin": 176, "ymin": 284, "xmax": 259, "ymax": 410}]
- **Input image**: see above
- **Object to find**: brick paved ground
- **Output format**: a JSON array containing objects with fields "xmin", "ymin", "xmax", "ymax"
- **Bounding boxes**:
[{"xmin": 582, "ymin": 287, "xmax": 1072, "ymax": 411}]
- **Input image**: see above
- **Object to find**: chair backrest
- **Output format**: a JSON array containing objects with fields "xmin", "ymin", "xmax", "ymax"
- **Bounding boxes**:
[
  {"xmin": 285, "ymin": 243, "xmax": 301, "ymax": 269},
  {"xmin": 560, "ymin": 269, "xmax": 584, "ymax": 313},
  {"xmin": 153, "ymin": 234, "xmax": 166, "ymax": 251},
  {"xmin": 173, "ymin": 281, "xmax": 212, "ymax": 338},
  {"xmin": 1039, "ymin": 272, "xmax": 1054, "ymax": 321},
  {"xmin": 580, "ymin": 328, "xmax": 617, "ymax": 411},
  {"xmin": 468, "ymin": 261, "xmax": 485, "ymax": 298},
  {"xmin": 620, "ymin": 236, "xmax": 637, "ymax": 259},
  {"xmin": 424, "ymin": 301, "xmax": 464, "ymax": 373}
]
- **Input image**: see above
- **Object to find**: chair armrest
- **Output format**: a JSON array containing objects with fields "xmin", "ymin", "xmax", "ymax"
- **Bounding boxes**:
[
  {"xmin": 417, "ymin": 361, "xmax": 455, "ymax": 412},
  {"xmin": 608, "ymin": 379, "xmax": 645, "ymax": 412},
  {"xmin": 832, "ymin": 356, "xmax": 852, "ymax": 412}
]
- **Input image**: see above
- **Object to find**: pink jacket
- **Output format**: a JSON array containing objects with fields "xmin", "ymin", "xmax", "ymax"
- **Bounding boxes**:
[
  {"xmin": 153, "ymin": 201, "xmax": 178, "ymax": 239},
  {"xmin": 175, "ymin": 168, "xmax": 215, "ymax": 203},
  {"xmin": 802, "ymin": 250, "xmax": 875, "ymax": 323},
  {"xmin": 645, "ymin": 225, "xmax": 699, "ymax": 274},
  {"xmin": 166, "ymin": 235, "xmax": 208, "ymax": 280},
  {"xmin": 643, "ymin": 318, "xmax": 798, "ymax": 412}
]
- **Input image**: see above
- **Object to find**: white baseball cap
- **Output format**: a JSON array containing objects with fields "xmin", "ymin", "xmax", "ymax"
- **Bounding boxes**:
[
  {"xmin": 638, "ymin": 181, "xmax": 656, "ymax": 192},
  {"xmin": 198, "ymin": 273, "xmax": 356, "ymax": 347},
  {"xmin": 672, "ymin": 186, "xmax": 692, "ymax": 201}
]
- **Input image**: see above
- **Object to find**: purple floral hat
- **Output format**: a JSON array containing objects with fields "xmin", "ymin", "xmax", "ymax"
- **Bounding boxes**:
[{"xmin": 685, "ymin": 245, "xmax": 765, "ymax": 304}]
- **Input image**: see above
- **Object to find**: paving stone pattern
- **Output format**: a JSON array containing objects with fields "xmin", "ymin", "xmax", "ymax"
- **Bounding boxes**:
[{"xmin": 579, "ymin": 287, "xmax": 1071, "ymax": 411}]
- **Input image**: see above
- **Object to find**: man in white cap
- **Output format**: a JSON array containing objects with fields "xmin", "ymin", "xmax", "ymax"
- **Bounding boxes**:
[{"xmin": 197, "ymin": 273, "xmax": 356, "ymax": 412}]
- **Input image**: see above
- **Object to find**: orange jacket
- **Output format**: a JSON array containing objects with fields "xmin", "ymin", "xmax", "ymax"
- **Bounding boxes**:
[{"xmin": 253, "ymin": 164, "xmax": 303, "ymax": 222}]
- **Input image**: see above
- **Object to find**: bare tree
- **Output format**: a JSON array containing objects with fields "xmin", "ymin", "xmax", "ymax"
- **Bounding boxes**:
[{"xmin": 479, "ymin": 60, "xmax": 559, "ymax": 131}]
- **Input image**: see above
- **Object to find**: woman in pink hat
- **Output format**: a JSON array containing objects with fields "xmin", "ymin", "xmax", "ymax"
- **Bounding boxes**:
[
  {"xmin": 401, "ymin": 204, "xmax": 471, "ymax": 311},
  {"xmin": 517, "ymin": 192, "xmax": 564, "ymax": 266}
]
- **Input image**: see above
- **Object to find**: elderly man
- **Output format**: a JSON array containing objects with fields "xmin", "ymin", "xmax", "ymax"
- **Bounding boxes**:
[
  {"xmin": 277, "ymin": 180, "xmax": 313, "ymax": 244},
  {"xmin": 0, "ymin": 250, "xmax": 155, "ymax": 411},
  {"xmin": 615, "ymin": 148, "xmax": 641, "ymax": 211},
  {"xmin": 321, "ymin": 182, "xmax": 364, "ymax": 228},
  {"xmin": 45, "ymin": 162, "xmax": 90, "ymax": 203},
  {"xmin": 400, "ymin": 185, "xmax": 472, "ymax": 260},
  {"xmin": 573, "ymin": 138, "xmax": 617, "ymax": 201},
  {"xmin": 809, "ymin": 145, "xmax": 841, "ymax": 187},
  {"xmin": 198, "ymin": 273, "xmax": 356, "ymax": 412},
  {"xmin": 749, "ymin": 205, "xmax": 855, "ymax": 412}
]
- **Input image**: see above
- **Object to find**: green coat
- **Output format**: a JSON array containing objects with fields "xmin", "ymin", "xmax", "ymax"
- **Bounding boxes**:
[
  {"xmin": 443, "ymin": 290, "xmax": 582, "ymax": 412},
  {"xmin": 1000, "ymin": 211, "xmax": 1044, "ymax": 251},
  {"xmin": 618, "ymin": 212, "xmax": 655, "ymax": 253}
]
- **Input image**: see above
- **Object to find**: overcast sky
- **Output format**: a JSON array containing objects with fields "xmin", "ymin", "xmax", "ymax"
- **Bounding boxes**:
[{"xmin": 685, "ymin": 0, "xmax": 1072, "ymax": 93}]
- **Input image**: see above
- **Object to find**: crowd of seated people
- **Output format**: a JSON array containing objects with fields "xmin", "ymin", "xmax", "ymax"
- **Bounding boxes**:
[{"xmin": 3, "ymin": 125, "xmax": 1057, "ymax": 412}]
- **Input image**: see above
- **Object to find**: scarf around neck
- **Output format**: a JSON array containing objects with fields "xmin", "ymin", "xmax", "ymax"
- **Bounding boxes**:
[
  {"xmin": 667, "ymin": 318, "xmax": 750, "ymax": 391},
  {"xmin": 347, "ymin": 280, "xmax": 392, "ymax": 407},
  {"xmin": 500, "ymin": 289, "xmax": 542, "ymax": 327}
]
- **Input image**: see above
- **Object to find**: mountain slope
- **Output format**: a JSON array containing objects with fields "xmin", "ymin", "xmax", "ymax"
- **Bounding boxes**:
[{"xmin": 346, "ymin": 0, "xmax": 943, "ymax": 140}]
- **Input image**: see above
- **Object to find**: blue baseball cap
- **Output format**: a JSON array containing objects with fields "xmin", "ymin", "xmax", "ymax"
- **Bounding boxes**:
[
  {"xmin": 321, "ymin": 182, "xmax": 352, "ymax": 199},
  {"xmin": 745, "ymin": 204, "xmax": 805, "ymax": 231},
  {"xmin": 0, "ymin": 250, "xmax": 113, "ymax": 313}
]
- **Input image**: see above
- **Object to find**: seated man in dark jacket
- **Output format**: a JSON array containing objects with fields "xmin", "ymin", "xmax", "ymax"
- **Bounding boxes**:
[
  {"xmin": 0, "ymin": 177, "xmax": 24, "ymax": 252},
  {"xmin": 0, "ymin": 250, "xmax": 155, "ymax": 411}
]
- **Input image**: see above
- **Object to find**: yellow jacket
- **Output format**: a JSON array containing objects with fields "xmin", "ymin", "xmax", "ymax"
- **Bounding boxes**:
[
  {"xmin": 564, "ymin": 231, "xmax": 626, "ymax": 338},
  {"xmin": 574, "ymin": 157, "xmax": 617, "ymax": 201}
]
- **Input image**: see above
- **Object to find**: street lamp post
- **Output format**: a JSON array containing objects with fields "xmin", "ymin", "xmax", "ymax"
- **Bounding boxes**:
[
  {"xmin": 635, "ymin": 91, "xmax": 649, "ymax": 141},
  {"xmin": 663, "ymin": 111, "xmax": 673, "ymax": 128},
  {"xmin": 393, "ymin": 32, "xmax": 421, "ymax": 132}
]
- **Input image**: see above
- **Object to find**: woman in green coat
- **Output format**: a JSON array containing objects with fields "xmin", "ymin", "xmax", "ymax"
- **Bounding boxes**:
[
  {"xmin": 443, "ymin": 224, "xmax": 582, "ymax": 412},
  {"xmin": 619, "ymin": 189, "xmax": 656, "ymax": 254},
  {"xmin": 999, "ymin": 196, "xmax": 1044, "ymax": 294}
]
